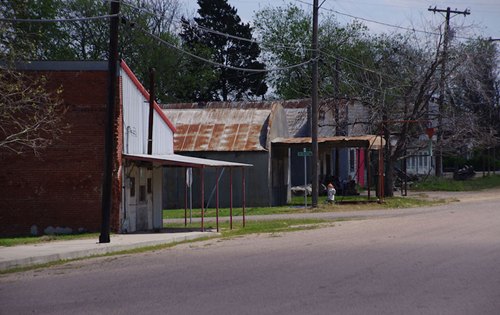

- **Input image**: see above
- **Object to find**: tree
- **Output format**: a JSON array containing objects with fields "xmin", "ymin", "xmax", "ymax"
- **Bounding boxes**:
[
  {"xmin": 444, "ymin": 38, "xmax": 500, "ymax": 172},
  {"xmin": 59, "ymin": 0, "xmax": 109, "ymax": 60},
  {"xmin": 180, "ymin": 0, "xmax": 267, "ymax": 101},
  {"xmin": 448, "ymin": 38, "xmax": 500, "ymax": 148},
  {"xmin": 0, "ymin": 64, "xmax": 67, "ymax": 155},
  {"xmin": 0, "ymin": 0, "xmax": 74, "ymax": 60},
  {"xmin": 254, "ymin": 3, "xmax": 372, "ymax": 100}
]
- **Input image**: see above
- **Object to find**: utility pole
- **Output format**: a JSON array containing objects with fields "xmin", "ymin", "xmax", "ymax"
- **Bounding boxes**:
[
  {"xmin": 147, "ymin": 67, "xmax": 155, "ymax": 155},
  {"xmin": 311, "ymin": 0, "xmax": 319, "ymax": 207},
  {"xmin": 99, "ymin": 0, "xmax": 120, "ymax": 243},
  {"xmin": 428, "ymin": 6, "xmax": 470, "ymax": 177},
  {"xmin": 334, "ymin": 58, "xmax": 340, "ymax": 179}
]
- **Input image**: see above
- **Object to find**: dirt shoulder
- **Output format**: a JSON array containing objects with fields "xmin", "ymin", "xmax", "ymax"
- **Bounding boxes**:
[{"xmin": 408, "ymin": 187, "xmax": 500, "ymax": 203}]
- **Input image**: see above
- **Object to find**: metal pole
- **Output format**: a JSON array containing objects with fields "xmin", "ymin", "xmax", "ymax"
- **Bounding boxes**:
[
  {"xmin": 184, "ymin": 168, "xmax": 187, "ymax": 227},
  {"xmin": 242, "ymin": 167, "xmax": 246, "ymax": 228},
  {"xmin": 230, "ymin": 167, "xmax": 233, "ymax": 230},
  {"xmin": 99, "ymin": 0, "xmax": 120, "ymax": 244},
  {"xmin": 216, "ymin": 167, "xmax": 219, "ymax": 232},
  {"xmin": 366, "ymin": 148, "xmax": 371, "ymax": 199},
  {"xmin": 378, "ymin": 131, "xmax": 385, "ymax": 203},
  {"xmin": 304, "ymin": 148, "xmax": 307, "ymax": 208},
  {"xmin": 189, "ymin": 175, "xmax": 192, "ymax": 224},
  {"xmin": 201, "ymin": 167, "xmax": 204, "ymax": 232},
  {"xmin": 311, "ymin": 0, "xmax": 319, "ymax": 207}
]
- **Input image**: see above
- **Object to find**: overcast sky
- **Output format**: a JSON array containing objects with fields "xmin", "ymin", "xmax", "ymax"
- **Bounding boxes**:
[{"xmin": 182, "ymin": 0, "xmax": 500, "ymax": 40}]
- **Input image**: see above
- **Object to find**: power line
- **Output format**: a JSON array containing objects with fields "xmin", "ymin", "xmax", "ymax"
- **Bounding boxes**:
[
  {"xmin": 0, "ymin": 14, "xmax": 119, "ymax": 23},
  {"xmin": 294, "ymin": 0, "xmax": 441, "ymax": 36},
  {"xmin": 294, "ymin": 0, "xmax": 481, "ymax": 40},
  {"xmin": 139, "ymin": 27, "xmax": 316, "ymax": 73},
  {"xmin": 120, "ymin": 0, "xmax": 315, "ymax": 52}
]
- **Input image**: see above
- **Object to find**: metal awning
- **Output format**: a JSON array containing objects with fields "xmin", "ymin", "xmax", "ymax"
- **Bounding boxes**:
[
  {"xmin": 272, "ymin": 135, "xmax": 385, "ymax": 149},
  {"xmin": 124, "ymin": 153, "xmax": 250, "ymax": 233},
  {"xmin": 123, "ymin": 153, "xmax": 252, "ymax": 168}
]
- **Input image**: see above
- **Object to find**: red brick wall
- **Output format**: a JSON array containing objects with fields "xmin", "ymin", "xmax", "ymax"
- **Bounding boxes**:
[{"xmin": 0, "ymin": 70, "xmax": 123, "ymax": 236}]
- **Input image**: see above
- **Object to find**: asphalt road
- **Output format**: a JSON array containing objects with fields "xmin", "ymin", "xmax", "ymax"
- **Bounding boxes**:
[{"xmin": 1, "ymin": 197, "xmax": 500, "ymax": 315}]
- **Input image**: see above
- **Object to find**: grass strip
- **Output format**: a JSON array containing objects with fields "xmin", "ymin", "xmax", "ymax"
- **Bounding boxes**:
[
  {"xmin": 0, "ymin": 218, "xmax": 336, "ymax": 274},
  {"xmin": 163, "ymin": 196, "xmax": 444, "ymax": 219},
  {"xmin": 0, "ymin": 233, "xmax": 100, "ymax": 247},
  {"xmin": 412, "ymin": 174, "xmax": 500, "ymax": 191}
]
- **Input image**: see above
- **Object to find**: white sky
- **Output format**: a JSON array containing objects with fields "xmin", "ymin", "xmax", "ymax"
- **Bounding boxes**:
[{"xmin": 182, "ymin": 0, "xmax": 500, "ymax": 40}]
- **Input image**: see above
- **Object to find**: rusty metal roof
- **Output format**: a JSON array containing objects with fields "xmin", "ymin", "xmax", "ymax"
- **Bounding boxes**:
[
  {"xmin": 161, "ymin": 98, "xmax": 370, "ymax": 152},
  {"xmin": 162, "ymin": 107, "xmax": 271, "ymax": 152}
]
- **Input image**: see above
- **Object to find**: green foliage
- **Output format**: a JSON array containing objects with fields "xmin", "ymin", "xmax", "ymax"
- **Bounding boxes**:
[
  {"xmin": 0, "ymin": 233, "xmax": 100, "ymax": 247},
  {"xmin": 180, "ymin": 0, "xmax": 267, "ymax": 101},
  {"xmin": 0, "ymin": 0, "xmax": 74, "ymax": 59},
  {"xmin": 163, "ymin": 194, "xmax": 443, "ymax": 219},
  {"xmin": 443, "ymin": 149, "xmax": 500, "ymax": 172},
  {"xmin": 254, "ymin": 3, "xmax": 374, "ymax": 100},
  {"xmin": 219, "ymin": 219, "xmax": 327, "ymax": 237},
  {"xmin": 254, "ymin": 4, "xmax": 312, "ymax": 99},
  {"xmin": 59, "ymin": 0, "xmax": 109, "ymax": 60},
  {"xmin": 412, "ymin": 175, "xmax": 500, "ymax": 191}
]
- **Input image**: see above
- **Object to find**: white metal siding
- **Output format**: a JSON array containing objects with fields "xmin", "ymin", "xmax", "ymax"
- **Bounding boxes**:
[
  {"xmin": 121, "ymin": 68, "xmax": 174, "ymax": 155},
  {"xmin": 153, "ymin": 110, "xmax": 173, "ymax": 154}
]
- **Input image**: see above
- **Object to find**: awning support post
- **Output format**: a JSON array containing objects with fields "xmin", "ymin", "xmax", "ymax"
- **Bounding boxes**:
[
  {"xmin": 230, "ymin": 167, "xmax": 233, "ymax": 230},
  {"xmin": 216, "ymin": 167, "xmax": 219, "ymax": 233},
  {"xmin": 184, "ymin": 168, "xmax": 187, "ymax": 227},
  {"xmin": 201, "ymin": 167, "xmax": 205, "ymax": 231},
  {"xmin": 367, "ymin": 148, "xmax": 371, "ymax": 200},
  {"xmin": 242, "ymin": 167, "xmax": 246, "ymax": 228}
]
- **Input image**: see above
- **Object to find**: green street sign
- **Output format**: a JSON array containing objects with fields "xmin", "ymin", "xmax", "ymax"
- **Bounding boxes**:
[{"xmin": 298, "ymin": 151, "xmax": 312, "ymax": 157}]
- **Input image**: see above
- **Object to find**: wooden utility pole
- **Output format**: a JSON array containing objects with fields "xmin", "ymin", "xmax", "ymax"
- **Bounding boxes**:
[
  {"xmin": 311, "ymin": 0, "xmax": 319, "ymax": 207},
  {"xmin": 428, "ymin": 6, "xmax": 470, "ymax": 177},
  {"xmin": 334, "ymin": 58, "xmax": 340, "ymax": 178},
  {"xmin": 147, "ymin": 67, "xmax": 155, "ymax": 155},
  {"xmin": 99, "ymin": 0, "xmax": 120, "ymax": 244}
]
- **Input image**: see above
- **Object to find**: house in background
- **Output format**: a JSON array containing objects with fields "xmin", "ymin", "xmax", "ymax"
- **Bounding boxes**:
[
  {"xmin": 161, "ymin": 101, "xmax": 290, "ymax": 207},
  {"xmin": 0, "ymin": 60, "xmax": 248, "ymax": 236},
  {"xmin": 161, "ymin": 98, "xmax": 382, "ymax": 207},
  {"xmin": 281, "ymin": 98, "xmax": 375, "ymax": 189}
]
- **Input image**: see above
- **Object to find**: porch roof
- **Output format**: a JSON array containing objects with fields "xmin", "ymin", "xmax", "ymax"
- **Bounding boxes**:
[
  {"xmin": 123, "ymin": 153, "xmax": 252, "ymax": 168},
  {"xmin": 271, "ymin": 135, "xmax": 385, "ymax": 149}
]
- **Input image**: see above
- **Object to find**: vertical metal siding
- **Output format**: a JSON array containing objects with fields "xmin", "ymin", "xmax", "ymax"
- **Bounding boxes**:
[{"xmin": 121, "ymin": 69, "xmax": 173, "ymax": 155}]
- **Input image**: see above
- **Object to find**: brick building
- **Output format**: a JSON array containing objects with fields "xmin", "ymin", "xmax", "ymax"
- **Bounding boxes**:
[
  {"xmin": 0, "ymin": 61, "xmax": 250, "ymax": 236},
  {"xmin": 0, "ymin": 61, "xmax": 116, "ymax": 236}
]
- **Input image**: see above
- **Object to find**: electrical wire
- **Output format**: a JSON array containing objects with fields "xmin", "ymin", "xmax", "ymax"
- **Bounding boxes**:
[
  {"xmin": 295, "ymin": 0, "xmax": 480, "ymax": 41},
  {"xmin": 120, "ymin": 0, "xmax": 315, "ymax": 52},
  {"xmin": 0, "ymin": 14, "xmax": 119, "ymax": 23},
  {"xmin": 139, "ymin": 26, "xmax": 317, "ymax": 73}
]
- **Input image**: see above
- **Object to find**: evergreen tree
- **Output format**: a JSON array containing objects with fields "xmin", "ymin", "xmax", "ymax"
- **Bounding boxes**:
[{"xmin": 180, "ymin": 0, "xmax": 267, "ymax": 101}]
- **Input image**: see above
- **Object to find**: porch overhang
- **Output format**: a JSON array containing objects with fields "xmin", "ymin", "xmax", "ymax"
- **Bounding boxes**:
[
  {"xmin": 123, "ymin": 153, "xmax": 251, "ymax": 233},
  {"xmin": 271, "ymin": 135, "xmax": 385, "ymax": 150},
  {"xmin": 123, "ymin": 153, "xmax": 252, "ymax": 168}
]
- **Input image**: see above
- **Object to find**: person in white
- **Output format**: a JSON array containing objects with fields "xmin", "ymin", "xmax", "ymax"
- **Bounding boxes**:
[{"xmin": 327, "ymin": 183, "xmax": 336, "ymax": 204}]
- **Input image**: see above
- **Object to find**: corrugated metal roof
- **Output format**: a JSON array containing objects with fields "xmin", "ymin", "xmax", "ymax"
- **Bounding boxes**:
[
  {"xmin": 162, "ymin": 108, "xmax": 271, "ymax": 152},
  {"xmin": 161, "ymin": 98, "xmax": 371, "ymax": 152},
  {"xmin": 123, "ymin": 153, "xmax": 252, "ymax": 167}
]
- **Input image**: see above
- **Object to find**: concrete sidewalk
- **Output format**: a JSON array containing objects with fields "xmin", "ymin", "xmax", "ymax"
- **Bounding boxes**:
[{"xmin": 0, "ymin": 231, "xmax": 217, "ymax": 272}]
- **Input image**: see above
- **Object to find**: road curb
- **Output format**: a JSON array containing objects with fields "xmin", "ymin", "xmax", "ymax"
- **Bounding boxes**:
[{"xmin": 0, "ymin": 232, "xmax": 218, "ymax": 272}]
